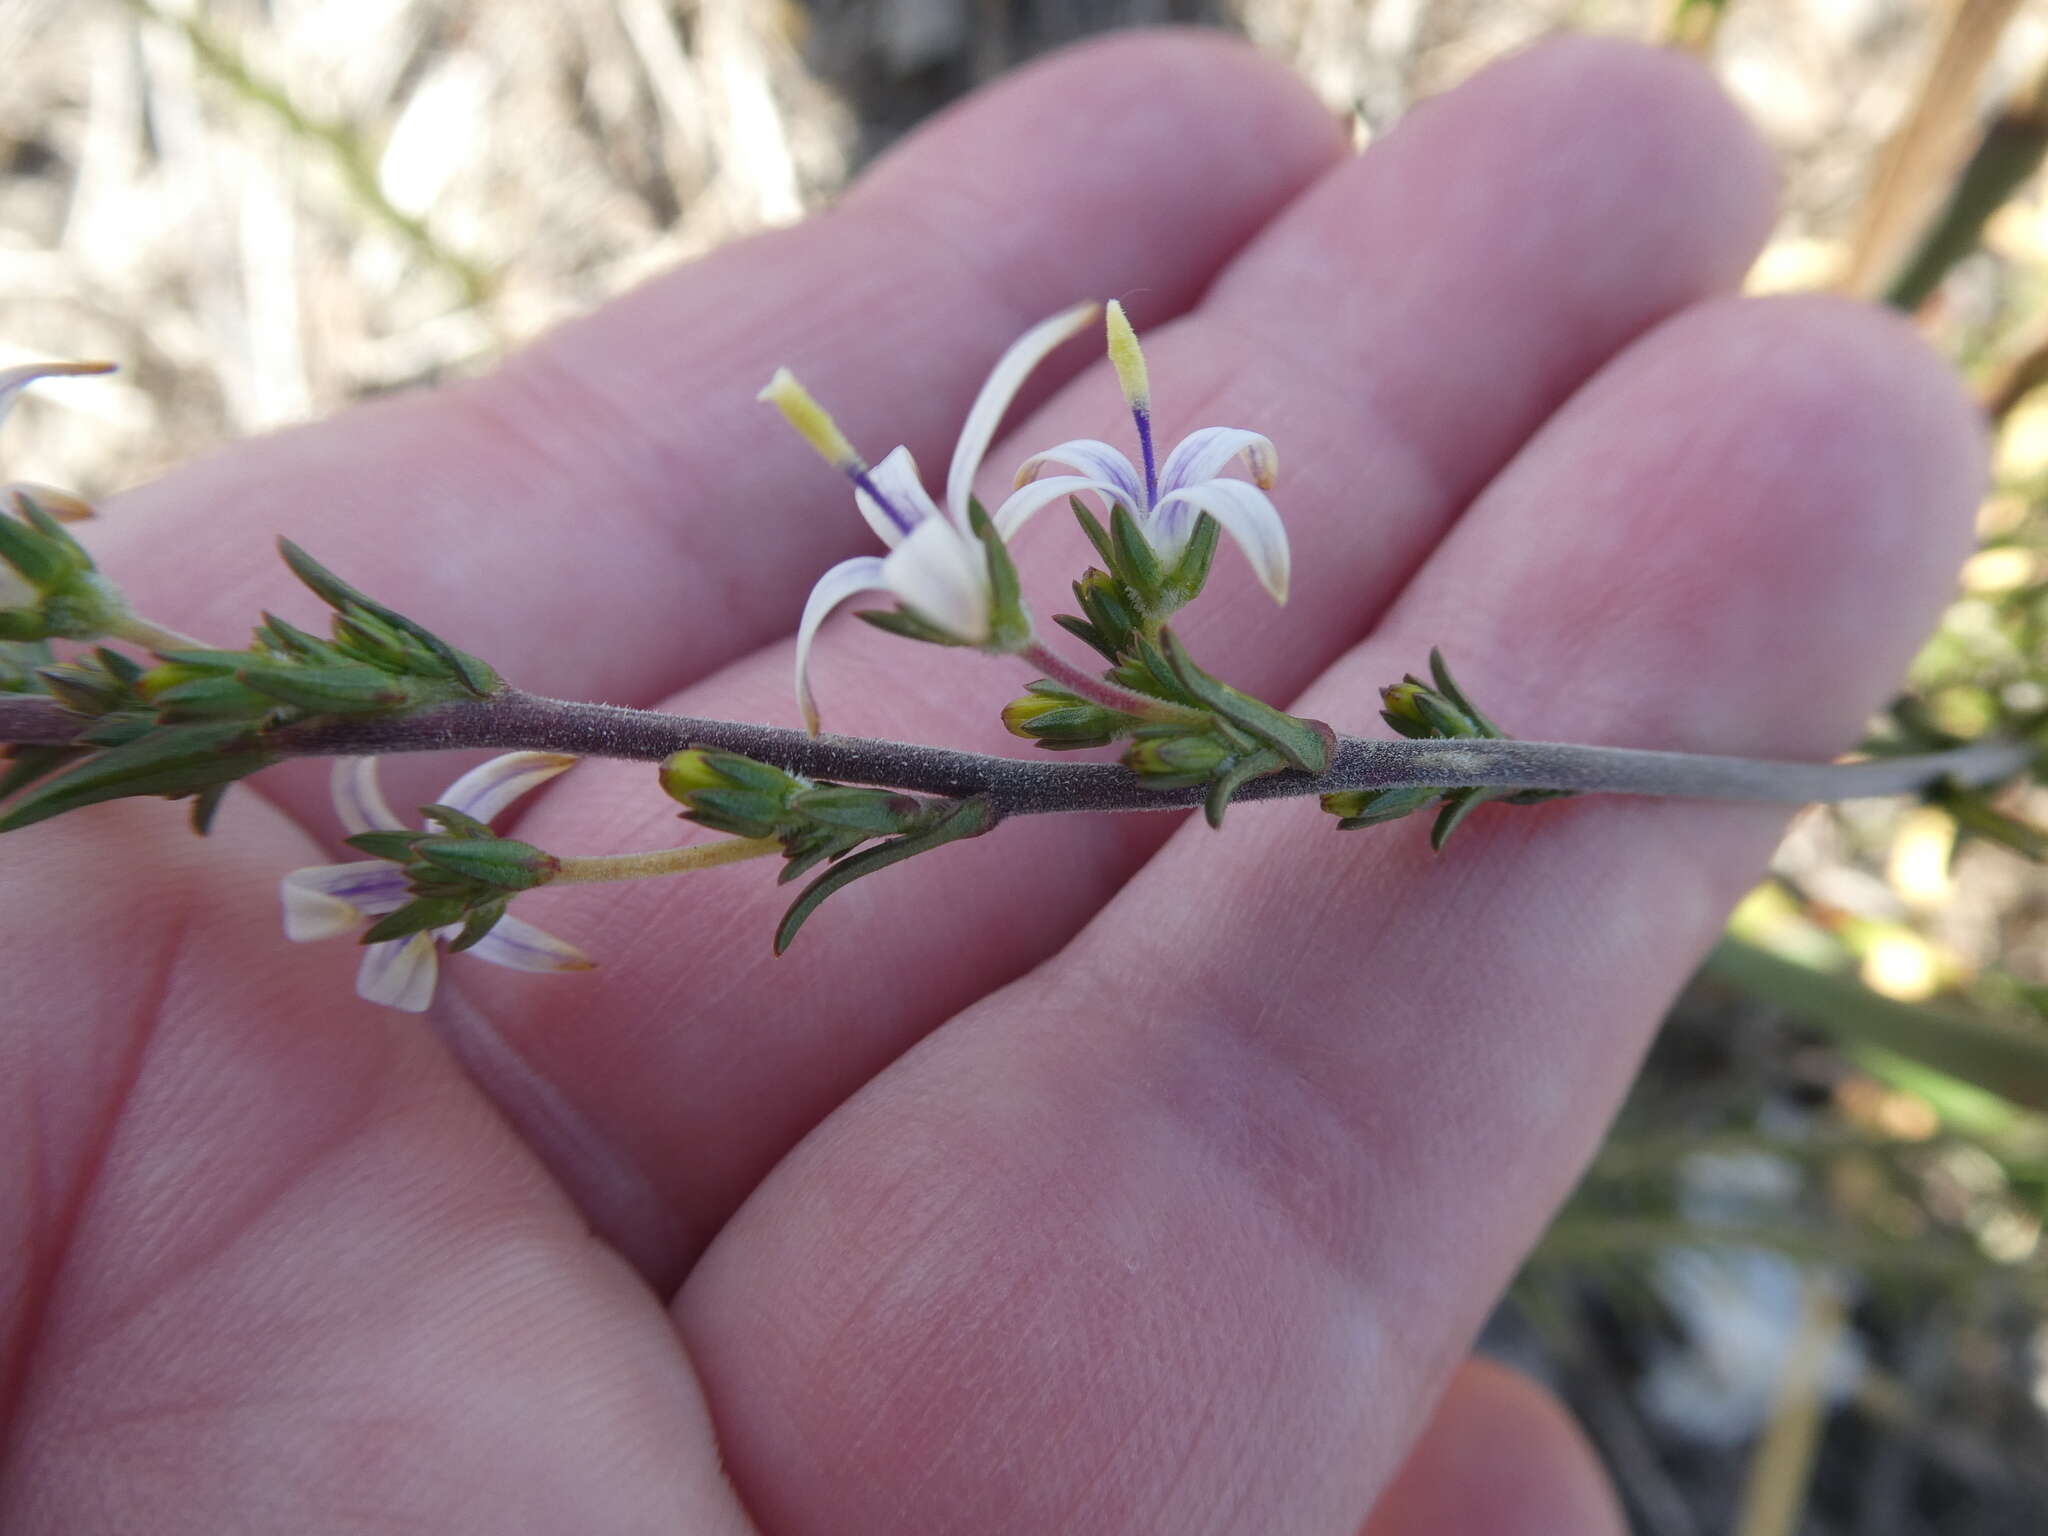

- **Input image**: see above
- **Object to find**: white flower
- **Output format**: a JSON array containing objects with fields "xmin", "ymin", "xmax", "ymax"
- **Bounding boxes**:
[
  {"xmin": 1006, "ymin": 300, "xmax": 1290, "ymax": 605},
  {"xmin": 280, "ymin": 753, "xmax": 592, "ymax": 1013},
  {"xmin": 761, "ymin": 301, "xmax": 1101, "ymax": 734},
  {"xmin": 0, "ymin": 360, "xmax": 113, "ymax": 609}
]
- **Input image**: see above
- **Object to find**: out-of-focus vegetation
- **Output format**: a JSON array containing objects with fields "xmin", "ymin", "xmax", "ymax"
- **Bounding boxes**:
[{"xmin": 5, "ymin": 0, "xmax": 2046, "ymax": 1528}]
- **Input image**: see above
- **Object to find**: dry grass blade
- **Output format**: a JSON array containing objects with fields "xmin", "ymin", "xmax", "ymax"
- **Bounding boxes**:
[{"xmin": 1840, "ymin": 0, "xmax": 2026, "ymax": 300}]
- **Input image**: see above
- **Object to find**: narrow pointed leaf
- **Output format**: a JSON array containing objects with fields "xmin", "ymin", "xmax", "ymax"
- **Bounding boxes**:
[
  {"xmin": 775, "ymin": 796, "xmax": 996, "ymax": 954},
  {"xmin": 0, "ymin": 723, "xmax": 273, "ymax": 832},
  {"xmin": 279, "ymin": 539, "xmax": 500, "ymax": 696},
  {"xmin": 1159, "ymin": 629, "xmax": 1331, "ymax": 774}
]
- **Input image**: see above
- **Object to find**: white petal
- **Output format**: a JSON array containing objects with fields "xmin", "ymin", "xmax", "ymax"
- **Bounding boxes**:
[
  {"xmin": 794, "ymin": 554, "xmax": 890, "ymax": 734},
  {"xmin": 1152, "ymin": 479, "xmax": 1292, "ymax": 604},
  {"xmin": 281, "ymin": 860, "xmax": 410, "ymax": 939},
  {"xmin": 0, "ymin": 360, "xmax": 114, "ymax": 439},
  {"xmin": 882, "ymin": 518, "xmax": 992, "ymax": 643},
  {"xmin": 945, "ymin": 301, "xmax": 1100, "ymax": 526},
  {"xmin": 331, "ymin": 757, "xmax": 405, "ymax": 836},
  {"xmin": 439, "ymin": 751, "xmax": 577, "ymax": 825},
  {"xmin": 356, "ymin": 932, "xmax": 440, "ymax": 1013},
  {"xmin": 989, "ymin": 474, "xmax": 1132, "ymax": 541},
  {"xmin": 1157, "ymin": 427, "xmax": 1277, "ymax": 495},
  {"xmin": 466, "ymin": 914, "xmax": 596, "ymax": 973},
  {"xmin": 853, "ymin": 445, "xmax": 942, "ymax": 547},
  {"xmin": 1009, "ymin": 439, "xmax": 1143, "ymax": 510}
]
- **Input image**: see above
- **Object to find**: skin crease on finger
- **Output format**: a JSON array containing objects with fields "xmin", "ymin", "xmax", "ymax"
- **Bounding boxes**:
[{"xmin": 0, "ymin": 29, "xmax": 1978, "ymax": 1536}]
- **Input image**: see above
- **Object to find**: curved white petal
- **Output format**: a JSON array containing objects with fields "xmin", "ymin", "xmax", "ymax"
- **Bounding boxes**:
[
  {"xmin": 281, "ymin": 860, "xmax": 411, "ymax": 939},
  {"xmin": 989, "ymin": 474, "xmax": 1131, "ymax": 541},
  {"xmin": 331, "ymin": 756, "xmax": 405, "ymax": 836},
  {"xmin": 1009, "ymin": 438, "xmax": 1143, "ymax": 511},
  {"xmin": 357, "ymin": 932, "xmax": 440, "ymax": 1013},
  {"xmin": 439, "ymin": 751, "xmax": 577, "ymax": 825},
  {"xmin": 0, "ymin": 360, "xmax": 114, "ymax": 439},
  {"xmin": 794, "ymin": 554, "xmax": 890, "ymax": 734},
  {"xmin": 853, "ymin": 445, "xmax": 942, "ymax": 547},
  {"xmin": 946, "ymin": 301, "xmax": 1100, "ymax": 526},
  {"xmin": 881, "ymin": 518, "xmax": 992, "ymax": 643},
  {"xmin": 1157, "ymin": 427, "xmax": 1277, "ymax": 496},
  {"xmin": 1151, "ymin": 479, "xmax": 1292, "ymax": 604},
  {"xmin": 466, "ymin": 914, "xmax": 596, "ymax": 973}
]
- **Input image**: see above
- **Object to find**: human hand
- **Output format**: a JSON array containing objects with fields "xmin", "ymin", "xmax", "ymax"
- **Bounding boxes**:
[{"xmin": 1, "ymin": 31, "xmax": 1982, "ymax": 1534}]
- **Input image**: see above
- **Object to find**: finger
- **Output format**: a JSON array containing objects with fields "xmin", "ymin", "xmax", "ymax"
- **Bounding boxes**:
[
  {"xmin": 672, "ymin": 296, "xmax": 1982, "ymax": 1533},
  {"xmin": 1362, "ymin": 1360, "xmax": 1623, "ymax": 1536},
  {"xmin": 455, "ymin": 37, "xmax": 1775, "ymax": 1284},
  {"xmin": 0, "ymin": 800, "xmax": 754, "ymax": 1533},
  {"xmin": 90, "ymin": 30, "xmax": 1341, "ymax": 712}
]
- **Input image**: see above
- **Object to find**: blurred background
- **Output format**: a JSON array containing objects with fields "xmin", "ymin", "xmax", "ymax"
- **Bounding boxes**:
[{"xmin": 4, "ymin": 0, "xmax": 2046, "ymax": 1529}]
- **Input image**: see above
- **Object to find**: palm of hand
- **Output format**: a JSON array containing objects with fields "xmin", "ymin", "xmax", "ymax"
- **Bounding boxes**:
[{"xmin": 0, "ymin": 32, "xmax": 1978, "ymax": 1536}]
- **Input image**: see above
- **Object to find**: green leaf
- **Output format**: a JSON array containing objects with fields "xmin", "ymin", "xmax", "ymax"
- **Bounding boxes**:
[
  {"xmin": 1203, "ymin": 747, "xmax": 1285, "ymax": 830},
  {"xmin": 446, "ymin": 898, "xmax": 509, "ymax": 954},
  {"xmin": 854, "ymin": 607, "xmax": 968, "ymax": 646},
  {"xmin": 1426, "ymin": 648, "xmax": 1505, "ymax": 738},
  {"xmin": 775, "ymin": 796, "xmax": 996, "ymax": 954},
  {"xmin": 789, "ymin": 785, "xmax": 925, "ymax": 836},
  {"xmin": 279, "ymin": 539, "xmax": 500, "ymax": 696},
  {"xmin": 968, "ymin": 498, "xmax": 1030, "ymax": 651},
  {"xmin": 0, "ymin": 744, "xmax": 85, "ymax": 802},
  {"xmin": 415, "ymin": 836, "xmax": 558, "ymax": 890},
  {"xmin": 235, "ymin": 663, "xmax": 412, "ymax": 714},
  {"xmin": 1163, "ymin": 513, "xmax": 1220, "ymax": 605},
  {"xmin": 0, "ymin": 508, "xmax": 71, "ymax": 587},
  {"xmin": 1705, "ymin": 938, "xmax": 2048, "ymax": 1112},
  {"xmin": 343, "ymin": 829, "xmax": 422, "ymax": 861},
  {"xmin": 361, "ymin": 896, "xmax": 470, "ymax": 945},
  {"xmin": 0, "ymin": 724, "xmax": 273, "ymax": 832},
  {"xmin": 1070, "ymin": 497, "xmax": 1116, "ymax": 569},
  {"xmin": 1159, "ymin": 629, "xmax": 1331, "ymax": 774},
  {"xmin": 1108, "ymin": 502, "xmax": 1164, "ymax": 603},
  {"xmin": 1428, "ymin": 787, "xmax": 1493, "ymax": 851}
]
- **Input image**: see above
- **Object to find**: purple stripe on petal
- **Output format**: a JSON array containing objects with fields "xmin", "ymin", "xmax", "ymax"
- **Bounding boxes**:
[
  {"xmin": 284, "ymin": 858, "xmax": 411, "ymax": 914},
  {"xmin": 1157, "ymin": 428, "xmax": 1278, "ymax": 497},
  {"xmin": 467, "ymin": 914, "xmax": 595, "ymax": 973},
  {"xmin": 440, "ymin": 752, "xmax": 577, "ymax": 824},
  {"xmin": 1010, "ymin": 439, "xmax": 1143, "ymax": 511},
  {"xmin": 331, "ymin": 757, "xmax": 404, "ymax": 837}
]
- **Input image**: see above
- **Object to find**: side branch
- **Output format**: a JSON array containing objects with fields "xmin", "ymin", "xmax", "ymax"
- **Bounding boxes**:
[{"xmin": 2, "ymin": 690, "xmax": 2032, "ymax": 818}]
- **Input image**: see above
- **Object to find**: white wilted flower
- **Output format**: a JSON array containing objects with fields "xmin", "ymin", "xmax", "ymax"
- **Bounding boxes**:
[{"xmin": 281, "ymin": 753, "xmax": 591, "ymax": 1013}]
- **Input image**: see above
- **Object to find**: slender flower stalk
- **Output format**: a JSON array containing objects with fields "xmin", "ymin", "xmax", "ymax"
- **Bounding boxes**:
[
  {"xmin": 282, "ymin": 753, "xmax": 591, "ymax": 1012},
  {"xmin": 553, "ymin": 836, "xmax": 782, "ymax": 884},
  {"xmin": 1016, "ymin": 640, "xmax": 1205, "ymax": 723}
]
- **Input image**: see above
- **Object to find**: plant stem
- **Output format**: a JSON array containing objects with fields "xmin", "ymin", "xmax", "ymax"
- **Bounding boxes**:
[
  {"xmin": 0, "ymin": 690, "xmax": 2031, "ymax": 819},
  {"xmin": 1017, "ymin": 641, "xmax": 1205, "ymax": 723},
  {"xmin": 106, "ymin": 612, "xmax": 210, "ymax": 654},
  {"xmin": 553, "ymin": 836, "xmax": 781, "ymax": 884}
]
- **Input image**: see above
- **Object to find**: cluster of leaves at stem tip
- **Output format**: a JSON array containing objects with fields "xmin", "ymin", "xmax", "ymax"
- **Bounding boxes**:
[
  {"xmin": 0, "ymin": 534, "xmax": 497, "ymax": 834},
  {"xmin": 1319, "ymin": 647, "xmax": 1571, "ymax": 850},
  {"xmin": 999, "ymin": 496, "xmax": 1336, "ymax": 828}
]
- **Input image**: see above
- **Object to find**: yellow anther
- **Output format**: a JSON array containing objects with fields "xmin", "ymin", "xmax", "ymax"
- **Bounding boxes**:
[
  {"xmin": 758, "ymin": 367, "xmax": 862, "ymax": 471},
  {"xmin": 1104, "ymin": 300, "xmax": 1150, "ymax": 413}
]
